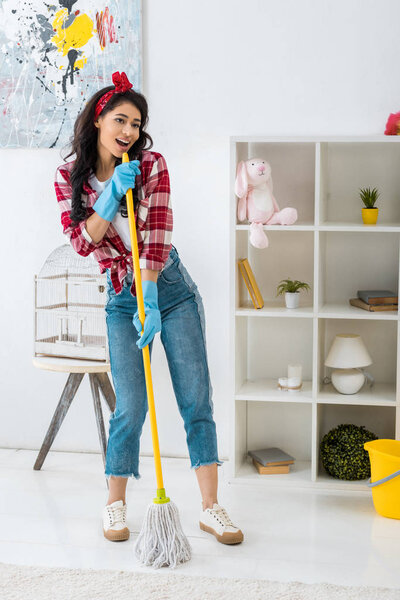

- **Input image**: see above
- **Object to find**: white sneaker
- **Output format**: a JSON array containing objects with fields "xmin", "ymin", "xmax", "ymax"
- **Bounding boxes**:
[
  {"xmin": 103, "ymin": 500, "xmax": 130, "ymax": 542},
  {"xmin": 199, "ymin": 503, "xmax": 244, "ymax": 544}
]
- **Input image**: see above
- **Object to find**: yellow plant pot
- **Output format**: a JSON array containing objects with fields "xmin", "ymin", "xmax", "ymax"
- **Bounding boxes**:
[{"xmin": 362, "ymin": 207, "xmax": 378, "ymax": 225}]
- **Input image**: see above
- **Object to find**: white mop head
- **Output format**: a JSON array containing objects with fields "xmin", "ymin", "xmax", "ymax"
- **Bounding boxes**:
[{"xmin": 134, "ymin": 501, "xmax": 192, "ymax": 569}]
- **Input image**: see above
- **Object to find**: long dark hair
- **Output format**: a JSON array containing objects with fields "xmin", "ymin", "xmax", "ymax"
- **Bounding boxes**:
[{"xmin": 62, "ymin": 86, "xmax": 153, "ymax": 224}]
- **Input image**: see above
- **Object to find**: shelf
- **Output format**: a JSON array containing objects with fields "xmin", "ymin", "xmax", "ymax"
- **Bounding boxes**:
[
  {"xmin": 319, "ymin": 222, "xmax": 400, "ymax": 232},
  {"xmin": 235, "ymin": 303, "xmax": 397, "ymax": 319},
  {"xmin": 236, "ymin": 302, "xmax": 314, "ymax": 317},
  {"xmin": 231, "ymin": 459, "xmax": 372, "ymax": 491},
  {"xmin": 317, "ymin": 382, "xmax": 397, "ymax": 406},
  {"xmin": 236, "ymin": 378, "xmax": 313, "ymax": 403},
  {"xmin": 318, "ymin": 303, "xmax": 398, "ymax": 320},
  {"xmin": 236, "ymin": 222, "xmax": 400, "ymax": 232},
  {"xmin": 231, "ymin": 135, "xmax": 400, "ymax": 143},
  {"xmin": 235, "ymin": 380, "xmax": 397, "ymax": 405},
  {"xmin": 236, "ymin": 222, "xmax": 315, "ymax": 231},
  {"xmin": 232, "ymin": 459, "xmax": 312, "ymax": 487}
]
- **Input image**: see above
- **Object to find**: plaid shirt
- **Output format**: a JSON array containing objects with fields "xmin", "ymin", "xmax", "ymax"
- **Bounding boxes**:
[{"xmin": 55, "ymin": 150, "xmax": 173, "ymax": 296}]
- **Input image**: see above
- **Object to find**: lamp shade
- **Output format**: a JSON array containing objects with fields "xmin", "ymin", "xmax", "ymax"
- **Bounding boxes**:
[{"xmin": 325, "ymin": 334, "xmax": 372, "ymax": 368}]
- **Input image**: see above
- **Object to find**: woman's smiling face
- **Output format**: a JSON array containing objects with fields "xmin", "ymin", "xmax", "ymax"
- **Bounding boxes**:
[{"xmin": 94, "ymin": 101, "xmax": 142, "ymax": 158}]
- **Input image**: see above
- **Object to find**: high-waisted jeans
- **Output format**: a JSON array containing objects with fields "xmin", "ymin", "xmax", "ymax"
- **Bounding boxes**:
[{"xmin": 104, "ymin": 245, "xmax": 222, "ymax": 479}]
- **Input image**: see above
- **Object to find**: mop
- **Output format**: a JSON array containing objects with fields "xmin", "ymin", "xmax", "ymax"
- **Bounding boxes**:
[{"xmin": 122, "ymin": 152, "xmax": 191, "ymax": 568}]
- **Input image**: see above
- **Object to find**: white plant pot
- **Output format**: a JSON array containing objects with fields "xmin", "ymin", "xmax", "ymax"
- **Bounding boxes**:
[{"xmin": 285, "ymin": 292, "xmax": 300, "ymax": 309}]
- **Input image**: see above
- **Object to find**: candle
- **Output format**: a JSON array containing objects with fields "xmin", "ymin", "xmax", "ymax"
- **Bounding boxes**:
[
  {"xmin": 288, "ymin": 364, "xmax": 302, "ymax": 381},
  {"xmin": 287, "ymin": 377, "xmax": 302, "ymax": 391}
]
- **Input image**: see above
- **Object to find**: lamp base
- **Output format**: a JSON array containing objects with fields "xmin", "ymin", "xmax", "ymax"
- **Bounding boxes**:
[{"xmin": 331, "ymin": 369, "xmax": 365, "ymax": 394}]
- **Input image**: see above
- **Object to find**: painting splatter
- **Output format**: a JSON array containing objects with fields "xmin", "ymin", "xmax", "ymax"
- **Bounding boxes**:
[
  {"xmin": 96, "ymin": 7, "xmax": 116, "ymax": 50},
  {"xmin": 0, "ymin": 0, "xmax": 142, "ymax": 148}
]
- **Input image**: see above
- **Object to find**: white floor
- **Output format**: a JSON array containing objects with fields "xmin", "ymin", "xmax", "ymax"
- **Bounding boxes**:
[{"xmin": 1, "ymin": 448, "xmax": 400, "ymax": 590}]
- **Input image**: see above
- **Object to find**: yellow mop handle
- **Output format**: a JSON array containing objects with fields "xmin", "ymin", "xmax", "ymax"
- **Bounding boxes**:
[{"xmin": 122, "ymin": 153, "xmax": 165, "ymax": 495}]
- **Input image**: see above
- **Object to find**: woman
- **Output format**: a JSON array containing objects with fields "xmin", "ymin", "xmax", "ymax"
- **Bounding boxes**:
[{"xmin": 55, "ymin": 72, "xmax": 243, "ymax": 546}]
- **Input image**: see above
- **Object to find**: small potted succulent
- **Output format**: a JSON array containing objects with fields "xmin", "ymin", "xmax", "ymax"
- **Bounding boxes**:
[
  {"xmin": 359, "ymin": 187, "xmax": 379, "ymax": 225},
  {"xmin": 276, "ymin": 278, "xmax": 311, "ymax": 309}
]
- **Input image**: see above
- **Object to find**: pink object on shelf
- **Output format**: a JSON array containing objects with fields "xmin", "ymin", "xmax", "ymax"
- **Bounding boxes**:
[
  {"xmin": 384, "ymin": 111, "xmax": 400, "ymax": 135},
  {"xmin": 234, "ymin": 158, "xmax": 298, "ymax": 249}
]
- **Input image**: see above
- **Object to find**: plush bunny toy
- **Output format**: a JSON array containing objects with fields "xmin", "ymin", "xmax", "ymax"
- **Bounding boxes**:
[{"xmin": 235, "ymin": 158, "xmax": 298, "ymax": 248}]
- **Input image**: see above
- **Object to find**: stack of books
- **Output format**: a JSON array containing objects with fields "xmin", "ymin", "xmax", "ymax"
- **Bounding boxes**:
[
  {"xmin": 349, "ymin": 290, "xmax": 398, "ymax": 312},
  {"xmin": 237, "ymin": 258, "xmax": 264, "ymax": 309},
  {"xmin": 248, "ymin": 447, "xmax": 295, "ymax": 474}
]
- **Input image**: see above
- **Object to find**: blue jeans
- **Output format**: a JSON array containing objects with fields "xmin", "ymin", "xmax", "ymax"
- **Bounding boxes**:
[{"xmin": 104, "ymin": 245, "xmax": 222, "ymax": 479}]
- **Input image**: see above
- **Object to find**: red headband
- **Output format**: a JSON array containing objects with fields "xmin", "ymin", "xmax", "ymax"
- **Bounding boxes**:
[{"xmin": 94, "ymin": 71, "xmax": 133, "ymax": 121}]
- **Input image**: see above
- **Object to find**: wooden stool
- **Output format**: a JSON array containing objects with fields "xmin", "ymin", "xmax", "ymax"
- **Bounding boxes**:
[{"xmin": 32, "ymin": 357, "xmax": 116, "ymax": 486}]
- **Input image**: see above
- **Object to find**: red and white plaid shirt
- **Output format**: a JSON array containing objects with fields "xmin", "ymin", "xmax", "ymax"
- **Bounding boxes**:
[{"xmin": 55, "ymin": 150, "xmax": 173, "ymax": 296}]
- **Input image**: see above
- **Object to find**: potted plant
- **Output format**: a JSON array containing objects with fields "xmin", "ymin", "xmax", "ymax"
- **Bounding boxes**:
[
  {"xmin": 276, "ymin": 278, "xmax": 311, "ymax": 309},
  {"xmin": 359, "ymin": 187, "xmax": 379, "ymax": 225}
]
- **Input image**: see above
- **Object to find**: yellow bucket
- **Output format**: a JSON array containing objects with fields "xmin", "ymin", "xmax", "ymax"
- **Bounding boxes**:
[{"xmin": 364, "ymin": 439, "xmax": 400, "ymax": 519}]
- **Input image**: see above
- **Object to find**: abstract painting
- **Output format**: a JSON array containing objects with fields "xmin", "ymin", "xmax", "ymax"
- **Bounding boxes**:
[{"xmin": 0, "ymin": 0, "xmax": 142, "ymax": 148}]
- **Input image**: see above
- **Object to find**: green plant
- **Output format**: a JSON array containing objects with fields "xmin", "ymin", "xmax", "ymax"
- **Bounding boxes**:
[
  {"xmin": 320, "ymin": 424, "xmax": 378, "ymax": 480},
  {"xmin": 276, "ymin": 278, "xmax": 311, "ymax": 296},
  {"xmin": 359, "ymin": 186, "xmax": 379, "ymax": 208}
]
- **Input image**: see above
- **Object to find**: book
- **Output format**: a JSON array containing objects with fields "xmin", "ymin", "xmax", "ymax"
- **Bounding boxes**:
[
  {"xmin": 237, "ymin": 258, "xmax": 264, "ymax": 309},
  {"xmin": 357, "ymin": 290, "xmax": 398, "ymax": 305},
  {"xmin": 252, "ymin": 459, "xmax": 290, "ymax": 474},
  {"xmin": 350, "ymin": 298, "xmax": 398, "ymax": 312},
  {"xmin": 248, "ymin": 447, "xmax": 295, "ymax": 467}
]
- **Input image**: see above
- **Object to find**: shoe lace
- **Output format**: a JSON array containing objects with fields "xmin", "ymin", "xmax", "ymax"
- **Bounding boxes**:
[
  {"xmin": 210, "ymin": 506, "xmax": 235, "ymax": 527},
  {"xmin": 107, "ymin": 504, "xmax": 126, "ymax": 525}
]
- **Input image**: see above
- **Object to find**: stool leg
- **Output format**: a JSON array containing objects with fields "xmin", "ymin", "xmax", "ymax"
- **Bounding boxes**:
[
  {"xmin": 34, "ymin": 372, "xmax": 84, "ymax": 471},
  {"xmin": 89, "ymin": 373, "xmax": 107, "ymax": 472},
  {"xmin": 95, "ymin": 372, "xmax": 116, "ymax": 413},
  {"xmin": 94, "ymin": 373, "xmax": 114, "ymax": 491}
]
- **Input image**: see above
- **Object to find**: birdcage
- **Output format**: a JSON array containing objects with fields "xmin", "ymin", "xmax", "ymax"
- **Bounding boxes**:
[{"xmin": 34, "ymin": 245, "xmax": 108, "ymax": 361}]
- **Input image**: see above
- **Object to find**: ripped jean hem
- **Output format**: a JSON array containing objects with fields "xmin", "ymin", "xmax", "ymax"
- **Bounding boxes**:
[
  {"xmin": 191, "ymin": 459, "xmax": 224, "ymax": 470},
  {"xmin": 105, "ymin": 472, "xmax": 141, "ymax": 481}
]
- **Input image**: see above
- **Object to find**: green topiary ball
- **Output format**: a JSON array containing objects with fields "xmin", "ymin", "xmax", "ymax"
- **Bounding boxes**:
[{"xmin": 320, "ymin": 423, "xmax": 378, "ymax": 480}]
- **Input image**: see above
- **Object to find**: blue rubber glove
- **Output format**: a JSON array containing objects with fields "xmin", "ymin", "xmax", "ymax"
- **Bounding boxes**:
[
  {"xmin": 93, "ymin": 160, "xmax": 141, "ymax": 222},
  {"xmin": 133, "ymin": 280, "xmax": 161, "ymax": 349}
]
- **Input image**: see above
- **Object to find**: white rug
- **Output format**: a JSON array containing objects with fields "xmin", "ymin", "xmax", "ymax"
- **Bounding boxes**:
[{"xmin": 0, "ymin": 562, "xmax": 398, "ymax": 600}]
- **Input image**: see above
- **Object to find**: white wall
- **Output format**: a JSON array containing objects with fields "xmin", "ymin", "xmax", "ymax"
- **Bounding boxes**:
[{"xmin": 1, "ymin": 0, "xmax": 399, "ymax": 463}]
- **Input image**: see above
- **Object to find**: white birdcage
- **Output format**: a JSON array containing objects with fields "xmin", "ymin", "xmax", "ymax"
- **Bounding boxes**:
[{"xmin": 34, "ymin": 245, "xmax": 108, "ymax": 361}]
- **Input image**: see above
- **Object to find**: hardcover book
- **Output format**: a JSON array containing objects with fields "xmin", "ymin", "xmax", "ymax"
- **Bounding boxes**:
[
  {"xmin": 350, "ymin": 298, "xmax": 398, "ymax": 312},
  {"xmin": 238, "ymin": 258, "xmax": 264, "ymax": 309},
  {"xmin": 252, "ymin": 459, "xmax": 291, "ymax": 474},
  {"xmin": 248, "ymin": 447, "xmax": 295, "ymax": 467},
  {"xmin": 357, "ymin": 290, "xmax": 398, "ymax": 305}
]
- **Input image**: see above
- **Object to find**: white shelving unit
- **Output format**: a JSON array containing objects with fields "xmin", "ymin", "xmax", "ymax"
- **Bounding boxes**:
[{"xmin": 229, "ymin": 136, "xmax": 400, "ymax": 491}]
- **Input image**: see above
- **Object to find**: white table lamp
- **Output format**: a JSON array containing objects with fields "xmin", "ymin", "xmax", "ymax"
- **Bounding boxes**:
[{"xmin": 325, "ymin": 334, "xmax": 372, "ymax": 394}]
